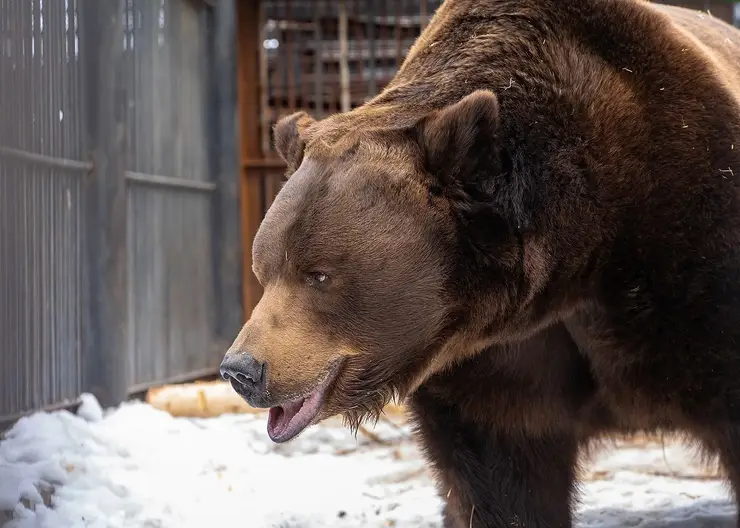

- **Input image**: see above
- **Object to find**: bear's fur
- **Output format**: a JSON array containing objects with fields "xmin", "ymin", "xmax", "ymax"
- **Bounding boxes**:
[{"xmin": 222, "ymin": 0, "xmax": 740, "ymax": 525}]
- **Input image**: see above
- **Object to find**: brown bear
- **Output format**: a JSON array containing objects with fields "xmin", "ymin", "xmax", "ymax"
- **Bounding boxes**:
[{"xmin": 220, "ymin": 0, "xmax": 740, "ymax": 526}]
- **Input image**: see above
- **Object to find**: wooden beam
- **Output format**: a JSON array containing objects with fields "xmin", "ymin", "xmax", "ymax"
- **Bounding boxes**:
[
  {"xmin": 338, "ymin": 0, "xmax": 351, "ymax": 112},
  {"xmin": 237, "ymin": 0, "xmax": 266, "ymax": 319}
]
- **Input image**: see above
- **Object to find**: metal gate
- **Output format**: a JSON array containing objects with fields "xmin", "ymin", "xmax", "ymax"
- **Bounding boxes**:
[{"xmin": 0, "ymin": 0, "xmax": 242, "ymax": 422}]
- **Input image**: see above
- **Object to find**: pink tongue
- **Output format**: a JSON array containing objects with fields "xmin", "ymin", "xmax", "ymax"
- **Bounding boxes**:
[
  {"xmin": 267, "ymin": 398, "xmax": 307, "ymax": 442},
  {"xmin": 266, "ymin": 390, "xmax": 325, "ymax": 443}
]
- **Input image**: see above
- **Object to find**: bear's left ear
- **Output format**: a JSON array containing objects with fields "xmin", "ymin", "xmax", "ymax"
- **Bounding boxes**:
[
  {"xmin": 414, "ymin": 90, "xmax": 500, "ymax": 187},
  {"xmin": 273, "ymin": 111, "xmax": 316, "ymax": 176}
]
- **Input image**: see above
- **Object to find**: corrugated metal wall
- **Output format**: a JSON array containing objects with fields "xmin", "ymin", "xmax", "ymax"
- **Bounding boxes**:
[
  {"xmin": 121, "ymin": 0, "xmax": 219, "ymax": 392},
  {"xmin": 0, "ymin": 0, "xmax": 88, "ymax": 421},
  {"xmin": 0, "ymin": 0, "xmax": 242, "ymax": 422}
]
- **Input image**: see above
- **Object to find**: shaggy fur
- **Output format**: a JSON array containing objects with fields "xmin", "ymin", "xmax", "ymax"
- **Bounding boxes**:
[{"xmin": 225, "ymin": 0, "xmax": 740, "ymax": 526}]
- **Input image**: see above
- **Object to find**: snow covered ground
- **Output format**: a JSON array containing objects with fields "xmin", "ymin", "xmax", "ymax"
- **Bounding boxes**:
[{"xmin": 0, "ymin": 393, "xmax": 737, "ymax": 528}]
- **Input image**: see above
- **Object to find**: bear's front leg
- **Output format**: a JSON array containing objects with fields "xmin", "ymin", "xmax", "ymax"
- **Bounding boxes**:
[{"xmin": 410, "ymin": 385, "xmax": 580, "ymax": 528}]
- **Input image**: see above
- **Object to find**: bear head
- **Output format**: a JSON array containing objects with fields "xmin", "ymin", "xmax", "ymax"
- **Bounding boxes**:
[{"xmin": 220, "ymin": 90, "xmax": 585, "ymax": 443}]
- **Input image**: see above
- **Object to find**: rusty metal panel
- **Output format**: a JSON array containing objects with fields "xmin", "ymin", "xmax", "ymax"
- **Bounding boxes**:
[
  {"xmin": 122, "ymin": 0, "xmax": 219, "ymax": 391},
  {"xmin": 0, "ymin": 0, "xmax": 88, "ymax": 421},
  {"xmin": 253, "ymin": 0, "xmax": 442, "ymax": 210}
]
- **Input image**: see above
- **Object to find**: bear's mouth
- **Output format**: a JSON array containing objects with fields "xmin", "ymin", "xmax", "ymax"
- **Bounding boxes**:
[{"xmin": 266, "ymin": 361, "xmax": 343, "ymax": 443}]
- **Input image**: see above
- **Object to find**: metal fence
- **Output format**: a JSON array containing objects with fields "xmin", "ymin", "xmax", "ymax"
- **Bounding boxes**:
[
  {"xmin": 259, "ymin": 0, "xmax": 444, "ymax": 210},
  {"xmin": 0, "ymin": 0, "xmax": 242, "ymax": 423}
]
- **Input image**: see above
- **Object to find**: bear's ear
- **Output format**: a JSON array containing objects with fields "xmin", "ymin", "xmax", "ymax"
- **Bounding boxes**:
[
  {"xmin": 273, "ymin": 111, "xmax": 316, "ymax": 176},
  {"xmin": 414, "ymin": 90, "xmax": 500, "ymax": 186},
  {"xmin": 414, "ymin": 90, "xmax": 535, "ymax": 231}
]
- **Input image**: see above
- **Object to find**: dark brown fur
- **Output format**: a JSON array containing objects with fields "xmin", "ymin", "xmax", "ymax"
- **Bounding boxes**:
[{"xmin": 226, "ymin": 1, "xmax": 740, "ymax": 525}]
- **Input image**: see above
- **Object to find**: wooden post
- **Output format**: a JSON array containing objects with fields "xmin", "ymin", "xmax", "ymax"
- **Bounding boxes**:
[
  {"xmin": 258, "ymin": 0, "xmax": 271, "ymax": 155},
  {"xmin": 339, "ymin": 0, "xmax": 351, "ymax": 112},
  {"xmin": 367, "ymin": 0, "xmax": 377, "ymax": 97},
  {"xmin": 82, "ymin": 0, "xmax": 129, "ymax": 408},
  {"xmin": 237, "ymin": 0, "xmax": 266, "ymax": 319},
  {"xmin": 313, "ymin": 2, "xmax": 325, "ymax": 118}
]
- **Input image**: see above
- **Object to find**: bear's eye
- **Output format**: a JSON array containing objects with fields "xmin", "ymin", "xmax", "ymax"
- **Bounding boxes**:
[{"xmin": 305, "ymin": 271, "xmax": 330, "ymax": 287}]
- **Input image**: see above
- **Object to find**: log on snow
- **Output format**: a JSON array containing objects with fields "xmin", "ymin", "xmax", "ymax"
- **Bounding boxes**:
[
  {"xmin": 146, "ymin": 380, "xmax": 408, "ymax": 419},
  {"xmin": 146, "ymin": 380, "xmax": 265, "ymax": 418}
]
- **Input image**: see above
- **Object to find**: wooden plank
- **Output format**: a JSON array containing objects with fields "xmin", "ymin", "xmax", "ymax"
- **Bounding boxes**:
[
  {"xmin": 313, "ymin": 0, "xmax": 325, "ymax": 118},
  {"xmin": 243, "ymin": 157, "xmax": 287, "ymax": 169},
  {"xmin": 237, "ymin": 0, "xmax": 265, "ymax": 319},
  {"xmin": 338, "ymin": 0, "xmax": 350, "ymax": 112},
  {"xmin": 258, "ymin": 0, "xmax": 271, "ymax": 153}
]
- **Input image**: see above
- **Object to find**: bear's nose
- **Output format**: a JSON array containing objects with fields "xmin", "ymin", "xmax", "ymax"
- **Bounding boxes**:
[{"xmin": 220, "ymin": 352, "xmax": 265, "ymax": 390}]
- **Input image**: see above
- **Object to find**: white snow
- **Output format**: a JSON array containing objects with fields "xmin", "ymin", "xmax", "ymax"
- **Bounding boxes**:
[{"xmin": 0, "ymin": 394, "xmax": 736, "ymax": 528}]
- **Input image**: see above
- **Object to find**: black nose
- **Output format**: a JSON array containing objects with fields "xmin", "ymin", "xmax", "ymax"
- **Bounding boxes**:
[{"xmin": 220, "ymin": 353, "xmax": 265, "ymax": 389}]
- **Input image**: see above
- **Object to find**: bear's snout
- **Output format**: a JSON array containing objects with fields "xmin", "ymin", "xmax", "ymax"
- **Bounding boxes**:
[{"xmin": 219, "ymin": 351, "xmax": 269, "ymax": 407}]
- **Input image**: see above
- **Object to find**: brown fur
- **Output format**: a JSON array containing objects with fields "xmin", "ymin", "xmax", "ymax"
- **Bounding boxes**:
[{"xmin": 224, "ymin": 0, "xmax": 740, "ymax": 525}]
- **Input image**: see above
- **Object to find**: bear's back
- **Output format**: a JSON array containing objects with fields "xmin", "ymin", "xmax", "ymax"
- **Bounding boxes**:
[{"xmin": 649, "ymin": 2, "xmax": 740, "ymax": 105}]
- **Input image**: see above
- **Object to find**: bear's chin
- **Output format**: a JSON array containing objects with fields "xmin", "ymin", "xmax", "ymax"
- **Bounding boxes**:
[{"xmin": 266, "ymin": 361, "xmax": 343, "ymax": 443}]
